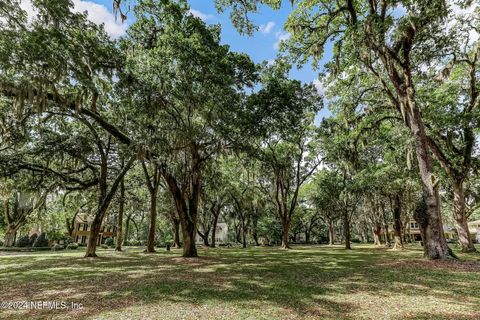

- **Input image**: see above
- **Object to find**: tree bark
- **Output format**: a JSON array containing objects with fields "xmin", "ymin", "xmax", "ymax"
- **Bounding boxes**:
[
  {"xmin": 452, "ymin": 181, "xmax": 476, "ymax": 253},
  {"xmin": 85, "ymin": 215, "xmax": 103, "ymax": 257},
  {"xmin": 211, "ymin": 214, "xmax": 218, "ymax": 248},
  {"xmin": 4, "ymin": 226, "xmax": 17, "ymax": 247},
  {"xmin": 146, "ymin": 188, "xmax": 158, "ymax": 253},
  {"xmin": 343, "ymin": 210, "xmax": 351, "ymax": 250},
  {"xmin": 392, "ymin": 194, "xmax": 404, "ymax": 249},
  {"xmin": 115, "ymin": 178, "xmax": 125, "ymax": 251},
  {"xmin": 172, "ymin": 216, "xmax": 181, "ymax": 248},
  {"xmin": 181, "ymin": 215, "xmax": 198, "ymax": 257},
  {"xmin": 124, "ymin": 215, "xmax": 130, "ymax": 245},
  {"xmin": 84, "ymin": 155, "xmax": 135, "ymax": 258},
  {"xmin": 373, "ymin": 224, "xmax": 382, "ymax": 246},
  {"xmin": 198, "ymin": 229, "xmax": 210, "ymax": 247},
  {"xmin": 281, "ymin": 219, "xmax": 291, "ymax": 249},
  {"xmin": 328, "ymin": 220, "xmax": 334, "ymax": 245}
]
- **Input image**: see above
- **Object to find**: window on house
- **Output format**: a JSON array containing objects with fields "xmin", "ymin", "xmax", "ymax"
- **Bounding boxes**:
[
  {"xmin": 81, "ymin": 236, "xmax": 87, "ymax": 243},
  {"xmin": 410, "ymin": 223, "xmax": 418, "ymax": 229}
]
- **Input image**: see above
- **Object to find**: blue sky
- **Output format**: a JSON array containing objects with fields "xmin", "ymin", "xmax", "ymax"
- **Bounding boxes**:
[{"xmin": 33, "ymin": 0, "xmax": 332, "ymax": 120}]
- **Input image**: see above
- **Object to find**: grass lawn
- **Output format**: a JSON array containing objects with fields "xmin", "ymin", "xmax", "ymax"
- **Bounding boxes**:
[{"xmin": 0, "ymin": 244, "xmax": 479, "ymax": 320}]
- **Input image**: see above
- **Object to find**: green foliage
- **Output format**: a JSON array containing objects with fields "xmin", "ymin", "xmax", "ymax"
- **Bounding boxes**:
[
  {"xmin": 32, "ymin": 232, "xmax": 49, "ymax": 248},
  {"xmin": 51, "ymin": 244, "xmax": 65, "ymax": 251},
  {"xmin": 15, "ymin": 235, "xmax": 30, "ymax": 247},
  {"xmin": 66, "ymin": 242, "xmax": 79, "ymax": 250},
  {"xmin": 104, "ymin": 237, "xmax": 114, "ymax": 247}
]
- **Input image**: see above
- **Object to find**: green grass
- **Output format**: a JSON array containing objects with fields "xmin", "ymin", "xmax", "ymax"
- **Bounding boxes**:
[{"xmin": 0, "ymin": 244, "xmax": 479, "ymax": 320}]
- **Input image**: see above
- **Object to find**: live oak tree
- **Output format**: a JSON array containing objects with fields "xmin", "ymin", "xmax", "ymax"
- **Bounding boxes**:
[
  {"xmin": 218, "ymin": 0, "xmax": 466, "ymax": 259},
  {"xmin": 0, "ymin": 0, "xmax": 137, "ymax": 257},
  {"xmin": 244, "ymin": 63, "xmax": 322, "ymax": 249},
  {"xmin": 120, "ymin": 0, "xmax": 256, "ymax": 257}
]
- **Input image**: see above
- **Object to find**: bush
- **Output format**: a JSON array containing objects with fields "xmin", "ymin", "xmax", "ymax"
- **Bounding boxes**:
[
  {"xmin": 29, "ymin": 233, "xmax": 38, "ymax": 246},
  {"xmin": 64, "ymin": 236, "xmax": 74, "ymax": 245},
  {"xmin": 51, "ymin": 244, "xmax": 65, "ymax": 251},
  {"xmin": 104, "ymin": 237, "xmax": 114, "ymax": 247},
  {"xmin": 0, "ymin": 239, "xmax": 3, "ymax": 246},
  {"xmin": 15, "ymin": 235, "xmax": 31, "ymax": 247},
  {"xmin": 66, "ymin": 242, "xmax": 79, "ymax": 250},
  {"xmin": 101, "ymin": 244, "xmax": 109, "ymax": 249},
  {"xmin": 32, "ymin": 232, "xmax": 49, "ymax": 248}
]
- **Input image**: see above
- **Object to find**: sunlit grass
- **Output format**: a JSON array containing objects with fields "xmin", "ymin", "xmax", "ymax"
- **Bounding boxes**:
[{"xmin": 0, "ymin": 245, "xmax": 479, "ymax": 319}]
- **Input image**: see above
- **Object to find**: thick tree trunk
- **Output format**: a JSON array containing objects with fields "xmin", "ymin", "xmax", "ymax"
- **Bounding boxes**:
[
  {"xmin": 343, "ymin": 211, "xmax": 351, "ymax": 250},
  {"xmin": 172, "ymin": 217, "xmax": 181, "ymax": 248},
  {"xmin": 328, "ymin": 220, "xmax": 334, "ymax": 245},
  {"xmin": 452, "ymin": 181, "xmax": 476, "ymax": 253},
  {"xmin": 242, "ymin": 225, "xmax": 247, "ymax": 248},
  {"xmin": 403, "ymin": 87, "xmax": 452, "ymax": 259},
  {"xmin": 281, "ymin": 219, "xmax": 291, "ymax": 249},
  {"xmin": 85, "ymin": 216, "xmax": 103, "ymax": 258},
  {"xmin": 392, "ymin": 195, "xmax": 404, "ymax": 250},
  {"xmin": 182, "ymin": 217, "xmax": 198, "ymax": 257},
  {"xmin": 373, "ymin": 224, "xmax": 382, "ymax": 246},
  {"xmin": 4, "ymin": 226, "xmax": 17, "ymax": 247},
  {"xmin": 305, "ymin": 229, "xmax": 310, "ymax": 244},
  {"xmin": 146, "ymin": 189, "xmax": 158, "ymax": 253},
  {"xmin": 211, "ymin": 213, "xmax": 219, "ymax": 248},
  {"xmin": 115, "ymin": 178, "xmax": 125, "ymax": 252}
]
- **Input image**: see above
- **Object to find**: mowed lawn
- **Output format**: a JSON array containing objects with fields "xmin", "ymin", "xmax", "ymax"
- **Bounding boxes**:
[{"xmin": 0, "ymin": 245, "xmax": 479, "ymax": 320}]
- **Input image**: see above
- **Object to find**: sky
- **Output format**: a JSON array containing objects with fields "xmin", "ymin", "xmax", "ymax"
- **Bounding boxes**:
[{"xmin": 19, "ymin": 0, "xmax": 334, "ymax": 120}]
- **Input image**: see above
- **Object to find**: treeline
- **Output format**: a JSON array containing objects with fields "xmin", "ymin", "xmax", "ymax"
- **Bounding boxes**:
[{"xmin": 0, "ymin": 0, "xmax": 479, "ymax": 260}]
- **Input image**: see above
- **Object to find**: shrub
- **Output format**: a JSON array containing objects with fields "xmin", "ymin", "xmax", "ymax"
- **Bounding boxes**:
[
  {"xmin": 15, "ymin": 235, "xmax": 31, "ymax": 247},
  {"xmin": 0, "ymin": 239, "xmax": 3, "ymax": 246},
  {"xmin": 101, "ymin": 244, "xmax": 109, "ymax": 249},
  {"xmin": 51, "ymin": 244, "xmax": 65, "ymax": 251},
  {"xmin": 104, "ymin": 237, "xmax": 114, "ymax": 247},
  {"xmin": 32, "ymin": 232, "xmax": 49, "ymax": 248},
  {"xmin": 66, "ymin": 242, "xmax": 79, "ymax": 250},
  {"xmin": 64, "ymin": 236, "xmax": 74, "ymax": 245},
  {"xmin": 29, "ymin": 233, "xmax": 38, "ymax": 246}
]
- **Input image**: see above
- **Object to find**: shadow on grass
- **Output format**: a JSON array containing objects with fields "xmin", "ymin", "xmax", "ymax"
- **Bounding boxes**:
[{"xmin": 0, "ymin": 245, "xmax": 479, "ymax": 319}]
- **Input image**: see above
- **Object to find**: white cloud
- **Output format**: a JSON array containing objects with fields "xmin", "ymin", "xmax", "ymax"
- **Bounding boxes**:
[
  {"xmin": 259, "ymin": 21, "xmax": 275, "ymax": 34},
  {"xmin": 313, "ymin": 79, "xmax": 324, "ymax": 94},
  {"xmin": 18, "ymin": 0, "xmax": 126, "ymax": 38},
  {"xmin": 448, "ymin": 1, "xmax": 479, "ymax": 45},
  {"xmin": 273, "ymin": 31, "xmax": 290, "ymax": 50},
  {"xmin": 188, "ymin": 9, "xmax": 214, "ymax": 21},
  {"xmin": 72, "ymin": 0, "xmax": 126, "ymax": 38}
]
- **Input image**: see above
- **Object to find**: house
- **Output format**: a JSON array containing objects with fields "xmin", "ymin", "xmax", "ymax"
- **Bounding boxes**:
[
  {"xmin": 195, "ymin": 222, "xmax": 229, "ymax": 244},
  {"xmin": 468, "ymin": 220, "xmax": 480, "ymax": 244},
  {"xmin": 383, "ymin": 220, "xmax": 457, "ymax": 242},
  {"xmin": 71, "ymin": 214, "xmax": 116, "ymax": 245}
]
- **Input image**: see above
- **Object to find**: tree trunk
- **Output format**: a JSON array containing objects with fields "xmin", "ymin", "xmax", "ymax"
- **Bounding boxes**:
[
  {"xmin": 242, "ymin": 224, "xmax": 247, "ymax": 248},
  {"xmin": 343, "ymin": 211, "xmax": 351, "ymax": 250},
  {"xmin": 172, "ymin": 217, "xmax": 181, "ymax": 248},
  {"xmin": 85, "ymin": 216, "xmax": 103, "ymax": 257},
  {"xmin": 199, "ymin": 229, "xmax": 210, "ymax": 247},
  {"xmin": 406, "ymin": 93, "xmax": 452, "ymax": 259},
  {"xmin": 182, "ymin": 217, "xmax": 198, "ymax": 257},
  {"xmin": 328, "ymin": 220, "xmax": 334, "ymax": 245},
  {"xmin": 211, "ymin": 212, "xmax": 219, "ymax": 248},
  {"xmin": 452, "ymin": 181, "xmax": 476, "ymax": 253},
  {"xmin": 146, "ymin": 188, "xmax": 158, "ymax": 253},
  {"xmin": 373, "ymin": 224, "xmax": 382, "ymax": 246},
  {"xmin": 4, "ymin": 226, "xmax": 17, "ymax": 247},
  {"xmin": 115, "ymin": 178, "xmax": 125, "ymax": 252},
  {"xmin": 124, "ymin": 215, "xmax": 130, "ymax": 245},
  {"xmin": 305, "ymin": 229, "xmax": 310, "ymax": 244},
  {"xmin": 281, "ymin": 219, "xmax": 291, "ymax": 249},
  {"xmin": 392, "ymin": 194, "xmax": 404, "ymax": 250}
]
